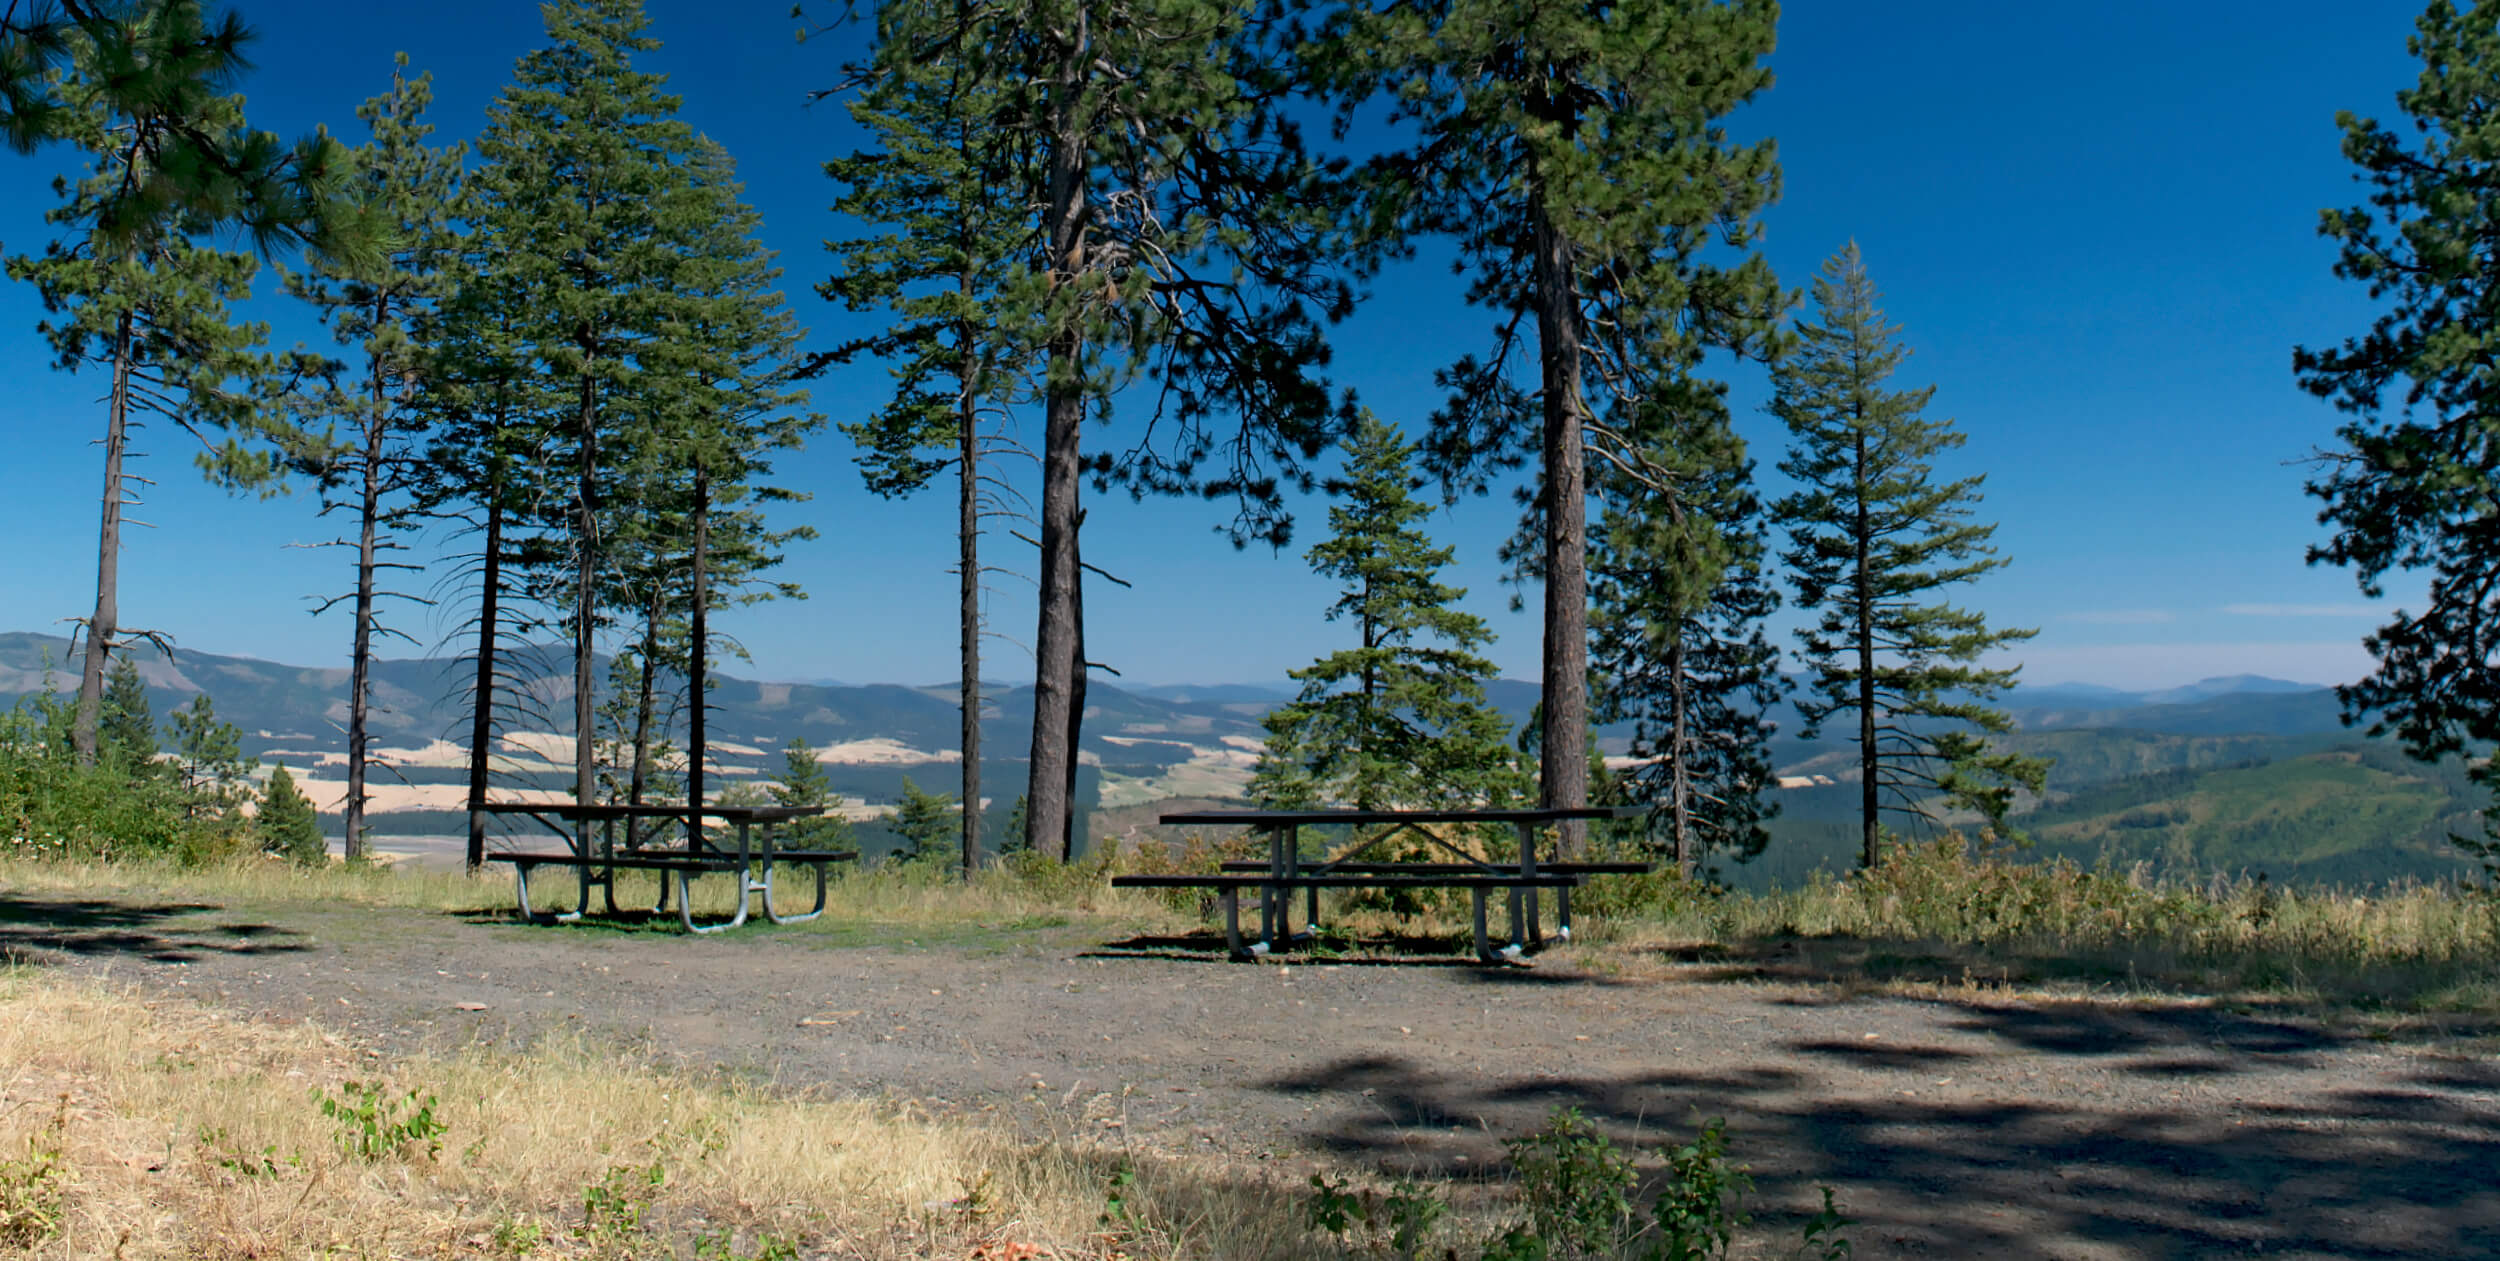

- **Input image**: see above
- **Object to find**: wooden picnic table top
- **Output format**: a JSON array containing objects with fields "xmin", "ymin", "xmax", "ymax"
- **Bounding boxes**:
[
  {"xmin": 473, "ymin": 801, "xmax": 828, "ymax": 824},
  {"xmin": 1156, "ymin": 805, "xmax": 1649, "ymax": 827}
]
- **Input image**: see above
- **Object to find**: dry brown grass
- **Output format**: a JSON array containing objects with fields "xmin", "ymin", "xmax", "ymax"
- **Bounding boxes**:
[{"xmin": 0, "ymin": 972, "xmax": 1331, "ymax": 1260}]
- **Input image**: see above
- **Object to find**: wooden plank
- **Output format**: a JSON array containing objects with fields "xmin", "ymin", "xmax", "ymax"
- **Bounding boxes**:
[{"xmin": 1156, "ymin": 805, "xmax": 1648, "ymax": 827}]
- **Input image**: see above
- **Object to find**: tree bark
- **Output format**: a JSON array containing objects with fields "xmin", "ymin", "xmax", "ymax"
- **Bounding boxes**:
[
  {"xmin": 573, "ymin": 369, "xmax": 599, "ymax": 813},
  {"xmin": 625, "ymin": 583, "xmax": 662, "ymax": 850},
  {"xmin": 1530, "ymin": 190, "xmax": 1591, "ymax": 859},
  {"xmin": 1854, "ymin": 422, "xmax": 1879, "ymax": 870},
  {"xmin": 687, "ymin": 464, "xmax": 710, "ymax": 842},
  {"xmin": 1061, "ymin": 516, "xmax": 1087, "ymax": 860},
  {"xmin": 1668, "ymin": 638, "xmax": 1691, "ymax": 878},
  {"xmin": 465, "ymin": 495, "xmax": 504, "ymax": 873},
  {"xmin": 73, "ymin": 310, "xmax": 137, "ymax": 768},
  {"xmin": 1025, "ymin": 60, "xmax": 1089, "ymax": 864},
  {"xmin": 344, "ymin": 333, "xmax": 386, "ymax": 864},
  {"xmin": 958, "ymin": 366, "xmax": 982, "ymax": 879}
]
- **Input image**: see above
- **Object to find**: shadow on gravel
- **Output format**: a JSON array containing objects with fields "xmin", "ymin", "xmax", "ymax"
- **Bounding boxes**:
[
  {"xmin": 0, "ymin": 894, "xmax": 309, "ymax": 965},
  {"xmin": 1258, "ymin": 1014, "xmax": 2500, "ymax": 1259}
]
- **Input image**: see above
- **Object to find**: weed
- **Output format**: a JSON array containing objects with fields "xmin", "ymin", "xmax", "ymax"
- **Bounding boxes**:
[
  {"xmin": 1506, "ymin": 1107, "xmax": 1639, "ymax": 1259},
  {"xmin": 695, "ymin": 1226, "xmax": 802, "ymax": 1260},
  {"xmin": 1650, "ymin": 1118, "xmax": 1749, "ymax": 1261},
  {"xmin": 198, "ymin": 1124, "xmax": 296, "ymax": 1178},
  {"xmin": 1795, "ymin": 1186, "xmax": 1852, "ymax": 1260},
  {"xmin": 0, "ymin": 1101, "xmax": 68, "ymax": 1248},
  {"xmin": 488, "ymin": 1215, "xmax": 547, "ymax": 1257},
  {"xmin": 315, "ymin": 1080, "xmax": 447, "ymax": 1161},
  {"xmin": 577, "ymin": 1161, "xmax": 666, "ymax": 1257}
]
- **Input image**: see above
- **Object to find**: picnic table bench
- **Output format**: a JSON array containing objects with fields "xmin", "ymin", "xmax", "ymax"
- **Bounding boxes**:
[
  {"xmin": 478, "ymin": 802, "xmax": 857, "ymax": 934},
  {"xmin": 1112, "ymin": 805, "xmax": 1651, "ymax": 962}
]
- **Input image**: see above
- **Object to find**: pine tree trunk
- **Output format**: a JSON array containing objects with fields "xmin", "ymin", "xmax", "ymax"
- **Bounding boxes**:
[
  {"xmin": 73, "ymin": 311, "xmax": 137, "ymax": 768},
  {"xmin": 1854, "ymin": 424, "xmax": 1879, "ymax": 870},
  {"xmin": 573, "ymin": 370, "xmax": 599, "ymax": 812},
  {"xmin": 625, "ymin": 584, "xmax": 662, "ymax": 850},
  {"xmin": 1669, "ymin": 638, "xmax": 1692, "ymax": 878},
  {"xmin": 465, "ymin": 494, "xmax": 504, "ymax": 873},
  {"xmin": 1061, "ymin": 515, "xmax": 1088, "ymax": 860},
  {"xmin": 1025, "ymin": 80, "xmax": 1089, "ymax": 865},
  {"xmin": 344, "ymin": 346, "xmax": 386, "ymax": 864},
  {"xmin": 1358, "ymin": 581, "xmax": 1376, "ymax": 813},
  {"xmin": 687, "ymin": 465, "xmax": 710, "ymax": 842},
  {"xmin": 1530, "ymin": 191, "xmax": 1591, "ymax": 859},
  {"xmin": 958, "ymin": 369, "xmax": 982, "ymax": 879}
]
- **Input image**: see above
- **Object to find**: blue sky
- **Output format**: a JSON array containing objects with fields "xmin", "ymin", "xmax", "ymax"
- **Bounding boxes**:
[{"xmin": 0, "ymin": 0, "xmax": 2431, "ymax": 690}]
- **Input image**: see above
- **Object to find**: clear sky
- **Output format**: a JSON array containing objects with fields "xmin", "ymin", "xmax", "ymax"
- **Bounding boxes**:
[{"xmin": 0, "ymin": 0, "xmax": 2433, "ymax": 691}]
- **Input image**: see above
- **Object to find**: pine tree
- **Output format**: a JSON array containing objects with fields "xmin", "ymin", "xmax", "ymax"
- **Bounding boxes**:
[
  {"xmin": 1589, "ymin": 410, "xmax": 1786, "ymax": 878},
  {"xmin": 245, "ymin": 55, "xmax": 464, "ymax": 863},
  {"xmin": 257, "ymin": 761, "xmax": 325, "ymax": 867},
  {"xmin": 98, "ymin": 656, "xmax": 157, "ymax": 772},
  {"xmin": 770, "ymin": 738, "xmax": 854, "ymax": 853},
  {"xmin": 1773, "ymin": 245, "xmax": 2047, "ymax": 866},
  {"xmin": 7, "ymin": 26, "xmax": 284, "ymax": 767},
  {"xmin": 823, "ymin": 12, "xmax": 1032, "ymax": 881},
  {"xmin": 1251, "ymin": 413, "xmax": 1527, "ymax": 813},
  {"xmin": 470, "ymin": 0, "xmax": 815, "ymax": 822},
  {"xmin": 890, "ymin": 775, "xmax": 960, "ymax": 865},
  {"xmin": 2295, "ymin": 1, "xmax": 2500, "ymax": 873},
  {"xmin": 169, "ymin": 690, "xmax": 252, "ymax": 818},
  {"xmin": 823, "ymin": 0, "xmax": 1357, "ymax": 862},
  {"xmin": 1316, "ymin": 0, "xmax": 1788, "ymax": 856}
]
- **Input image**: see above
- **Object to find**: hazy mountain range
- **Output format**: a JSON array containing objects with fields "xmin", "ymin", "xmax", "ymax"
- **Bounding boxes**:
[{"xmin": 4, "ymin": 630, "xmax": 2469, "ymax": 887}]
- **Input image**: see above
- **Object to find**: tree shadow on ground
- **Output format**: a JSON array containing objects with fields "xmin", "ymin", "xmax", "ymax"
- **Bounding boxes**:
[
  {"xmin": 0, "ymin": 894, "xmax": 309, "ymax": 965},
  {"xmin": 1254, "ymin": 997, "xmax": 2500, "ymax": 1258},
  {"xmin": 1650, "ymin": 930, "xmax": 2500, "ymax": 1037},
  {"xmin": 1086, "ymin": 929, "xmax": 1620, "ymax": 977}
]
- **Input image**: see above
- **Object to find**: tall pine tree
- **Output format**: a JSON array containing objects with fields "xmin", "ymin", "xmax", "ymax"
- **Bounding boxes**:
[
  {"xmin": 822, "ymin": 9, "xmax": 1033, "ymax": 879},
  {"xmin": 1588, "ymin": 399, "xmax": 1785, "ymax": 877},
  {"xmin": 823, "ymin": 0, "xmax": 1357, "ymax": 861},
  {"xmin": 7, "ymin": 23, "xmax": 281, "ymax": 767},
  {"xmin": 252, "ymin": 55, "xmax": 463, "ymax": 862},
  {"xmin": 2295, "ymin": 1, "xmax": 2500, "ymax": 872},
  {"xmin": 1316, "ymin": 0, "xmax": 1787, "ymax": 855},
  {"xmin": 1773, "ymin": 245, "xmax": 2046, "ymax": 866},
  {"xmin": 1251, "ymin": 413, "xmax": 1527, "ymax": 812}
]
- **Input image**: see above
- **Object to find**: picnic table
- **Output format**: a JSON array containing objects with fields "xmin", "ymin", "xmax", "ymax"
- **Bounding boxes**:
[
  {"xmin": 478, "ymin": 802, "xmax": 857, "ymax": 934},
  {"xmin": 1110, "ymin": 805, "xmax": 1651, "ymax": 962}
]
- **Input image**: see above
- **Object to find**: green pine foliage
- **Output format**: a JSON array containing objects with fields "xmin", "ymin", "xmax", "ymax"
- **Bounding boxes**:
[
  {"xmin": 97, "ymin": 658, "xmax": 158, "ymax": 773},
  {"xmin": 1588, "ymin": 415, "xmax": 1787, "ymax": 878},
  {"xmin": 889, "ymin": 775, "xmax": 960, "ymax": 866},
  {"xmin": 0, "ymin": 1, "xmax": 372, "ymax": 261},
  {"xmin": 257, "ymin": 762, "xmax": 327, "ymax": 868},
  {"xmin": 2294, "ymin": 1, "xmax": 2500, "ymax": 877},
  {"xmin": 1773, "ymin": 245, "xmax": 2048, "ymax": 865},
  {"xmin": 1251, "ymin": 413, "xmax": 1528, "ymax": 813},
  {"xmin": 168, "ymin": 691, "xmax": 253, "ymax": 819},
  {"xmin": 770, "ymin": 739, "xmax": 855, "ymax": 854}
]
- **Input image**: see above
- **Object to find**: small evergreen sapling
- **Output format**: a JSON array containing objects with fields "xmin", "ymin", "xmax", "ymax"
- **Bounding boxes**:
[{"xmin": 258, "ymin": 763, "xmax": 326, "ymax": 867}]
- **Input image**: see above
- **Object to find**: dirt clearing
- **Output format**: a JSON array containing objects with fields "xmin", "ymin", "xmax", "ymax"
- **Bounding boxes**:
[{"xmin": 5, "ymin": 888, "xmax": 2496, "ymax": 1258}]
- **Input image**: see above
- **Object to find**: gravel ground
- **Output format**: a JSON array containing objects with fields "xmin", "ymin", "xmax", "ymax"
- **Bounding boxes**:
[{"xmin": 6, "ymin": 889, "xmax": 2499, "ymax": 1259}]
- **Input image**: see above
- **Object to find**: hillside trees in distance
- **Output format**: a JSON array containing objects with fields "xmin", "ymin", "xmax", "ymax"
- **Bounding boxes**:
[
  {"xmin": 1312, "ymin": 0, "xmax": 1787, "ymax": 857},
  {"xmin": 1587, "ymin": 394, "xmax": 1786, "ymax": 879},
  {"xmin": 2296, "ymin": 0, "xmax": 2500, "ymax": 878},
  {"xmin": 227, "ymin": 56, "xmax": 464, "ymax": 862},
  {"xmin": 5, "ymin": 20, "xmax": 292, "ymax": 768},
  {"xmin": 1250, "ymin": 412, "xmax": 1527, "ymax": 814},
  {"xmin": 820, "ymin": 11, "xmax": 1036, "ymax": 878},
  {"xmin": 817, "ymin": 0, "xmax": 1361, "ymax": 862},
  {"xmin": 1773, "ymin": 244, "xmax": 2047, "ymax": 867}
]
